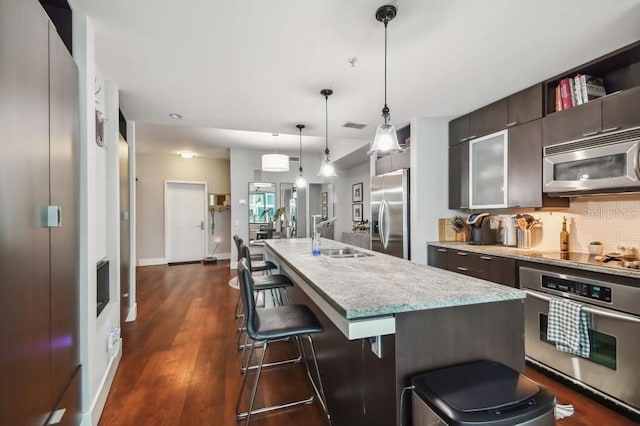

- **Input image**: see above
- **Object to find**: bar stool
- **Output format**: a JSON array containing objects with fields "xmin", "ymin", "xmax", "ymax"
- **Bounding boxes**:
[
  {"xmin": 236, "ymin": 243, "xmax": 294, "ymax": 352},
  {"xmin": 235, "ymin": 258, "xmax": 330, "ymax": 425}
]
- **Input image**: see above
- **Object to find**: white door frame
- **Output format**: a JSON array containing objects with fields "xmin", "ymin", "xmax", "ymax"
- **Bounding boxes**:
[{"xmin": 164, "ymin": 180, "xmax": 208, "ymax": 262}]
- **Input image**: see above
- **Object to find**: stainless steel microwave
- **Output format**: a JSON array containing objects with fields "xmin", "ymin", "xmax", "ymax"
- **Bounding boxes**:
[{"xmin": 543, "ymin": 126, "xmax": 640, "ymax": 196}]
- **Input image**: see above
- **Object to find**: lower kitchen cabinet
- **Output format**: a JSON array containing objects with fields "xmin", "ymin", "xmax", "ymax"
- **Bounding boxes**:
[{"xmin": 428, "ymin": 245, "xmax": 518, "ymax": 288}]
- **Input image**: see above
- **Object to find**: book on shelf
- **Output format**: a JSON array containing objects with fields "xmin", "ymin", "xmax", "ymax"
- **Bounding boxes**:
[
  {"xmin": 559, "ymin": 78, "xmax": 573, "ymax": 110},
  {"xmin": 574, "ymin": 75, "xmax": 583, "ymax": 105},
  {"xmin": 568, "ymin": 77, "xmax": 576, "ymax": 107},
  {"xmin": 580, "ymin": 75, "xmax": 606, "ymax": 101},
  {"xmin": 555, "ymin": 85, "xmax": 563, "ymax": 112}
]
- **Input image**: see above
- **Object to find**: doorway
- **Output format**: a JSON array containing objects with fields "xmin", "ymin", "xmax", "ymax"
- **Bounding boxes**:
[
  {"xmin": 119, "ymin": 135, "xmax": 130, "ymax": 322},
  {"xmin": 164, "ymin": 181, "xmax": 207, "ymax": 263}
]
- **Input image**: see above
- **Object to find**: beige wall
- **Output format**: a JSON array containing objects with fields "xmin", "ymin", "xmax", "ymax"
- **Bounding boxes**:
[{"xmin": 136, "ymin": 153, "xmax": 231, "ymax": 263}]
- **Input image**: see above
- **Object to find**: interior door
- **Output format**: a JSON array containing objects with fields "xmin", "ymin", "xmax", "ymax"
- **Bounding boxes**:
[
  {"xmin": 119, "ymin": 135, "xmax": 130, "ymax": 321},
  {"xmin": 165, "ymin": 182, "xmax": 206, "ymax": 263}
]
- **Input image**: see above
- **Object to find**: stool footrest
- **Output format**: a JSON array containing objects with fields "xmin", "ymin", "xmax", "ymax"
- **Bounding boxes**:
[{"xmin": 236, "ymin": 395, "xmax": 315, "ymax": 421}]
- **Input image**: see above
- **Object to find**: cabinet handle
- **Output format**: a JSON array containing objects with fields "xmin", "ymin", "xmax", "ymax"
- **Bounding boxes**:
[
  {"xmin": 601, "ymin": 126, "xmax": 619, "ymax": 133},
  {"xmin": 456, "ymin": 252, "xmax": 468, "ymax": 256},
  {"xmin": 437, "ymin": 248, "xmax": 447, "ymax": 253},
  {"xmin": 506, "ymin": 121, "xmax": 518, "ymax": 127},
  {"xmin": 456, "ymin": 267, "xmax": 468, "ymax": 272},
  {"xmin": 480, "ymin": 256, "xmax": 493, "ymax": 260},
  {"xmin": 582, "ymin": 130, "xmax": 599, "ymax": 137},
  {"xmin": 48, "ymin": 408, "xmax": 66, "ymax": 425},
  {"xmin": 459, "ymin": 137, "xmax": 469, "ymax": 142},
  {"xmin": 468, "ymin": 135, "xmax": 477, "ymax": 140}
]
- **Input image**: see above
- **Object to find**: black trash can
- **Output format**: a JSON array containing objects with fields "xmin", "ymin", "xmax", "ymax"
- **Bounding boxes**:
[{"xmin": 411, "ymin": 361, "xmax": 555, "ymax": 426}]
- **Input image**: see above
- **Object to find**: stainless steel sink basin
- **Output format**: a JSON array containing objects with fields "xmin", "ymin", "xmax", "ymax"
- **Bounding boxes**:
[{"xmin": 321, "ymin": 248, "xmax": 373, "ymax": 258}]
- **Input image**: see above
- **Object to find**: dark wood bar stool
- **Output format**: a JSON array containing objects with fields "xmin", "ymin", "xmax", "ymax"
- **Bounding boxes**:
[{"xmin": 235, "ymin": 258, "xmax": 330, "ymax": 425}]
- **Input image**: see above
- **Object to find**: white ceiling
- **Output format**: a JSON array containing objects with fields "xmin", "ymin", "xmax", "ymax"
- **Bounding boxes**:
[{"xmin": 70, "ymin": 0, "xmax": 640, "ymax": 159}]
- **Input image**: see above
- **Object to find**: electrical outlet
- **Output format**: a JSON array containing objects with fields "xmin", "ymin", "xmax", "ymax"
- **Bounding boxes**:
[{"xmin": 107, "ymin": 328, "xmax": 121, "ymax": 352}]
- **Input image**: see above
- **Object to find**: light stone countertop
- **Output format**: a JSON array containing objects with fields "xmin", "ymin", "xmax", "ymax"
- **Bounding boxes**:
[
  {"xmin": 264, "ymin": 238, "xmax": 524, "ymax": 320},
  {"xmin": 428, "ymin": 241, "xmax": 640, "ymax": 280}
]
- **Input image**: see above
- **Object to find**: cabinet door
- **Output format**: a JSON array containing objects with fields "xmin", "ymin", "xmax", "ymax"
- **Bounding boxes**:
[
  {"xmin": 542, "ymin": 101, "xmax": 601, "ymax": 146},
  {"xmin": 49, "ymin": 24, "xmax": 80, "ymax": 405},
  {"xmin": 447, "ymin": 250, "xmax": 482, "ymax": 278},
  {"xmin": 0, "ymin": 1, "xmax": 52, "ymax": 425},
  {"xmin": 391, "ymin": 146, "xmax": 410, "ymax": 170},
  {"xmin": 448, "ymin": 142, "xmax": 469, "ymax": 209},
  {"xmin": 469, "ymin": 99, "xmax": 508, "ymax": 138},
  {"xmin": 602, "ymin": 86, "xmax": 640, "ymax": 132},
  {"xmin": 427, "ymin": 246, "xmax": 448, "ymax": 269},
  {"xmin": 508, "ymin": 120, "xmax": 542, "ymax": 208},
  {"xmin": 508, "ymin": 84, "xmax": 543, "ymax": 126},
  {"xmin": 449, "ymin": 115, "xmax": 469, "ymax": 146},
  {"xmin": 375, "ymin": 155, "xmax": 392, "ymax": 175},
  {"xmin": 470, "ymin": 131, "xmax": 508, "ymax": 208},
  {"xmin": 478, "ymin": 255, "xmax": 517, "ymax": 287}
]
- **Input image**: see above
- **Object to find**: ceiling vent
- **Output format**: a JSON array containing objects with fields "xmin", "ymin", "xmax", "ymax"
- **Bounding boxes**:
[{"xmin": 343, "ymin": 121, "xmax": 367, "ymax": 130}]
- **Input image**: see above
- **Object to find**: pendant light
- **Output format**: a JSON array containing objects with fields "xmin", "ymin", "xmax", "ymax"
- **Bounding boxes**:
[
  {"xmin": 262, "ymin": 133, "xmax": 289, "ymax": 172},
  {"xmin": 295, "ymin": 124, "xmax": 307, "ymax": 188},
  {"xmin": 368, "ymin": 5, "xmax": 404, "ymax": 156},
  {"xmin": 318, "ymin": 89, "xmax": 337, "ymax": 177}
]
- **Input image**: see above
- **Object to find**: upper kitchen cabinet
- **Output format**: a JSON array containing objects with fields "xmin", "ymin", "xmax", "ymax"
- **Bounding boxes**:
[
  {"xmin": 375, "ymin": 125, "xmax": 411, "ymax": 175},
  {"xmin": 448, "ymin": 141, "xmax": 469, "ymax": 209},
  {"xmin": 543, "ymin": 40, "xmax": 640, "ymax": 146},
  {"xmin": 449, "ymin": 115, "xmax": 469, "ymax": 146},
  {"xmin": 469, "ymin": 130, "xmax": 508, "ymax": 209},
  {"xmin": 507, "ymin": 84, "xmax": 544, "ymax": 127},
  {"xmin": 469, "ymin": 99, "xmax": 508, "ymax": 139}
]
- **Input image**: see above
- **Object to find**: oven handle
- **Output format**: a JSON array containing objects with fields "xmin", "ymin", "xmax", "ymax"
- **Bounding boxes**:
[{"xmin": 525, "ymin": 290, "xmax": 640, "ymax": 324}]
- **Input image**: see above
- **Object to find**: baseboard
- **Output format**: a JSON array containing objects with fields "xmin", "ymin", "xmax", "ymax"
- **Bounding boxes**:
[
  {"xmin": 214, "ymin": 252, "xmax": 231, "ymax": 260},
  {"xmin": 125, "ymin": 303, "xmax": 137, "ymax": 322},
  {"xmin": 231, "ymin": 260, "xmax": 237, "ymax": 270},
  {"xmin": 138, "ymin": 257, "xmax": 166, "ymax": 266},
  {"xmin": 82, "ymin": 338, "xmax": 122, "ymax": 426}
]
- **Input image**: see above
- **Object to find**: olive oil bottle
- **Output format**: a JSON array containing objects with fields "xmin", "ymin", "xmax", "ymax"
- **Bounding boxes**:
[{"xmin": 560, "ymin": 216, "xmax": 569, "ymax": 252}]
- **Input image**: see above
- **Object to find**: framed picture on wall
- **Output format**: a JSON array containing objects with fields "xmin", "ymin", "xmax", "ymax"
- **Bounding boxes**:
[
  {"xmin": 322, "ymin": 191, "xmax": 328, "ymax": 205},
  {"xmin": 352, "ymin": 182, "xmax": 363, "ymax": 203},
  {"xmin": 322, "ymin": 205, "xmax": 328, "ymax": 219},
  {"xmin": 352, "ymin": 203, "xmax": 363, "ymax": 222}
]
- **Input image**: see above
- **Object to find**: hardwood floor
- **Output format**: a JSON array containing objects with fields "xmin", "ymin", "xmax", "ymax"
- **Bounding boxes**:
[{"xmin": 99, "ymin": 262, "xmax": 638, "ymax": 425}]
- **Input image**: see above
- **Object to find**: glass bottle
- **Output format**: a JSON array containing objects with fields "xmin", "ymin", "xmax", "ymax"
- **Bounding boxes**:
[{"xmin": 560, "ymin": 216, "xmax": 569, "ymax": 252}]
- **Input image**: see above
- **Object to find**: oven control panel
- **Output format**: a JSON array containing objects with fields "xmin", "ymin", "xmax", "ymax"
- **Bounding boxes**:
[{"xmin": 542, "ymin": 276, "xmax": 612, "ymax": 302}]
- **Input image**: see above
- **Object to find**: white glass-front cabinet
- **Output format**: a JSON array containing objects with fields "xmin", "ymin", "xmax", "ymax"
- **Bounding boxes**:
[{"xmin": 469, "ymin": 130, "xmax": 508, "ymax": 209}]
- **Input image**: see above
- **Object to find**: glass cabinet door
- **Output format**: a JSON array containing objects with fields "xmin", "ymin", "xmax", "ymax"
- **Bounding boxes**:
[{"xmin": 470, "ymin": 130, "xmax": 508, "ymax": 208}]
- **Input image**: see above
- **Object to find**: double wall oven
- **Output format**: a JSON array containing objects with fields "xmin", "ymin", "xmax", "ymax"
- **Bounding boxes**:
[{"xmin": 521, "ymin": 266, "xmax": 640, "ymax": 415}]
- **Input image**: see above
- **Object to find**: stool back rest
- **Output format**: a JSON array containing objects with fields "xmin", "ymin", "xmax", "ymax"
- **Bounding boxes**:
[
  {"xmin": 238, "ymin": 257, "xmax": 258, "ymax": 338},
  {"xmin": 239, "ymin": 243, "xmax": 254, "ymax": 272},
  {"xmin": 233, "ymin": 235, "xmax": 244, "ymax": 262}
]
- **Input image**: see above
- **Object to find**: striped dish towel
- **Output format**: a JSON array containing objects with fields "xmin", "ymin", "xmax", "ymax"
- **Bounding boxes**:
[{"xmin": 547, "ymin": 298, "xmax": 591, "ymax": 358}]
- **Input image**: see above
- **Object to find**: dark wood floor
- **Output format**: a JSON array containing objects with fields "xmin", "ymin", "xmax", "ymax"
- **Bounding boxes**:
[{"xmin": 100, "ymin": 262, "xmax": 638, "ymax": 426}]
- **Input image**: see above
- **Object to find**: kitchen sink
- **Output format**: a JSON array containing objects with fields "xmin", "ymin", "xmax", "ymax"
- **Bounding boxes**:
[{"xmin": 321, "ymin": 248, "xmax": 373, "ymax": 258}]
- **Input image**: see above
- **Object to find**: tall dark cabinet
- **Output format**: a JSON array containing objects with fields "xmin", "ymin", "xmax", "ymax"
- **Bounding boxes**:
[{"xmin": 0, "ymin": 0, "xmax": 80, "ymax": 425}]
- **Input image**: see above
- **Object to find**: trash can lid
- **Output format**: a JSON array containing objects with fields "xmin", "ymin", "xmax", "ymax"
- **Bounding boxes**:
[{"xmin": 411, "ymin": 361, "xmax": 541, "ymax": 413}]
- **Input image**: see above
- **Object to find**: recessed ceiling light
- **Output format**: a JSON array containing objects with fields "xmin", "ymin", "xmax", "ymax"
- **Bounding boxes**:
[
  {"xmin": 169, "ymin": 113, "xmax": 182, "ymax": 119},
  {"xmin": 180, "ymin": 152, "xmax": 194, "ymax": 159}
]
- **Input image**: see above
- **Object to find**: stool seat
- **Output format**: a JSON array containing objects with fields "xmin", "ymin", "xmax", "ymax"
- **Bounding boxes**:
[
  {"xmin": 251, "ymin": 260, "xmax": 277, "ymax": 273},
  {"xmin": 252, "ymin": 305, "xmax": 323, "ymax": 340},
  {"xmin": 253, "ymin": 275, "xmax": 293, "ymax": 291}
]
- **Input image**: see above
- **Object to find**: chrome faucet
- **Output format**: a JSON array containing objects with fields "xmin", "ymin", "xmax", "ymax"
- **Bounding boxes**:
[{"xmin": 311, "ymin": 215, "xmax": 337, "ymax": 255}]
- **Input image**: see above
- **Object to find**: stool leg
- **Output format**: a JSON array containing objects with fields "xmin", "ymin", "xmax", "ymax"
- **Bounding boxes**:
[
  {"xmin": 241, "ymin": 334, "xmax": 302, "ymax": 374},
  {"xmin": 304, "ymin": 335, "xmax": 330, "ymax": 420},
  {"xmin": 236, "ymin": 340, "xmax": 258, "ymax": 421},
  {"xmin": 234, "ymin": 291, "xmax": 243, "ymax": 319}
]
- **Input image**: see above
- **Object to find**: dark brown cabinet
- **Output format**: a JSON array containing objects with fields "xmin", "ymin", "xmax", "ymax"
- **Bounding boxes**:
[
  {"xmin": 469, "ymin": 99, "xmax": 507, "ymax": 139},
  {"xmin": 542, "ymin": 100, "xmax": 602, "ymax": 146},
  {"xmin": 427, "ymin": 245, "xmax": 518, "ymax": 288},
  {"xmin": 507, "ymin": 84, "xmax": 544, "ymax": 127},
  {"xmin": 0, "ymin": 1, "xmax": 80, "ymax": 425},
  {"xmin": 375, "ymin": 146, "xmax": 411, "ymax": 175},
  {"xmin": 508, "ymin": 120, "xmax": 568, "ymax": 208},
  {"xmin": 448, "ymin": 141, "xmax": 469, "ymax": 209},
  {"xmin": 449, "ymin": 115, "xmax": 469, "ymax": 146},
  {"xmin": 602, "ymin": 85, "xmax": 640, "ymax": 132}
]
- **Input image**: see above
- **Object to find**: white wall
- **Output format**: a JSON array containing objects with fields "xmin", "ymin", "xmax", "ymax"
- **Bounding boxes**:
[
  {"xmin": 74, "ymin": 15, "xmax": 124, "ymax": 426},
  {"xmin": 334, "ymin": 161, "xmax": 371, "ymax": 239},
  {"xmin": 410, "ymin": 117, "xmax": 455, "ymax": 265},
  {"xmin": 135, "ymin": 153, "xmax": 231, "ymax": 264}
]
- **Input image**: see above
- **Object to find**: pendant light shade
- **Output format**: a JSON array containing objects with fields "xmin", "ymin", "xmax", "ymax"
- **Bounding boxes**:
[
  {"xmin": 368, "ymin": 5, "xmax": 404, "ymax": 156},
  {"xmin": 262, "ymin": 133, "xmax": 289, "ymax": 172},
  {"xmin": 318, "ymin": 89, "xmax": 338, "ymax": 177},
  {"xmin": 295, "ymin": 124, "xmax": 306, "ymax": 188}
]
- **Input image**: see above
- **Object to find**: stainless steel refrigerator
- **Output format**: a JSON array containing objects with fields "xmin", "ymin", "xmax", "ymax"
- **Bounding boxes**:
[{"xmin": 371, "ymin": 169, "xmax": 410, "ymax": 259}]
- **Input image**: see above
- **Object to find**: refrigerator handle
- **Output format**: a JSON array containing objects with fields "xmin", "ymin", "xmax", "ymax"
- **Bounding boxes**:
[
  {"xmin": 381, "ymin": 199, "xmax": 390, "ymax": 250},
  {"xmin": 378, "ymin": 199, "xmax": 385, "ymax": 248}
]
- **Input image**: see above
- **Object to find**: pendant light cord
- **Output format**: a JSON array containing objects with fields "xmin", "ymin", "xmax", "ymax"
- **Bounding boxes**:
[
  {"xmin": 298, "ymin": 126, "xmax": 303, "ymax": 172},
  {"xmin": 382, "ymin": 19, "xmax": 390, "ymax": 121},
  {"xmin": 324, "ymin": 93, "xmax": 329, "ymax": 156}
]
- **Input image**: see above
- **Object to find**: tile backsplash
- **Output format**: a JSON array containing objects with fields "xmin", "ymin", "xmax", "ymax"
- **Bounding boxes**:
[{"xmin": 509, "ymin": 195, "xmax": 640, "ymax": 253}]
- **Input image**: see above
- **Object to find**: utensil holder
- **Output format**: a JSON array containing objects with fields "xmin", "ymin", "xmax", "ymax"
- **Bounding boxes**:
[{"xmin": 517, "ymin": 229, "xmax": 531, "ymax": 249}]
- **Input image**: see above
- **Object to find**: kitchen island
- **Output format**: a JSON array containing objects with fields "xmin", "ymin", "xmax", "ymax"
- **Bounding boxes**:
[{"xmin": 264, "ymin": 238, "xmax": 526, "ymax": 426}]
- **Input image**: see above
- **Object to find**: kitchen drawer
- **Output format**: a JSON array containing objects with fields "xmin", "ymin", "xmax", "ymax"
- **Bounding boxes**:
[
  {"xmin": 447, "ymin": 250, "xmax": 483, "ymax": 279},
  {"xmin": 47, "ymin": 366, "xmax": 81, "ymax": 426},
  {"xmin": 477, "ymin": 253, "xmax": 517, "ymax": 287},
  {"xmin": 427, "ymin": 245, "xmax": 448, "ymax": 269}
]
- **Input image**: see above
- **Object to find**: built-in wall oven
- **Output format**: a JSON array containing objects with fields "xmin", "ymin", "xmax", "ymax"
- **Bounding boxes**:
[{"xmin": 521, "ymin": 266, "xmax": 640, "ymax": 416}]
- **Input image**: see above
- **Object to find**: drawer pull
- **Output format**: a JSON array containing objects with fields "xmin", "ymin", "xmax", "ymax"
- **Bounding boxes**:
[
  {"xmin": 48, "ymin": 408, "xmax": 66, "ymax": 425},
  {"xmin": 480, "ymin": 256, "xmax": 493, "ymax": 260},
  {"xmin": 582, "ymin": 130, "xmax": 599, "ymax": 137},
  {"xmin": 456, "ymin": 267, "xmax": 468, "ymax": 272},
  {"xmin": 437, "ymin": 248, "xmax": 447, "ymax": 253},
  {"xmin": 459, "ymin": 137, "xmax": 469, "ymax": 142},
  {"xmin": 601, "ymin": 126, "xmax": 619, "ymax": 133},
  {"xmin": 506, "ymin": 121, "xmax": 518, "ymax": 127},
  {"xmin": 456, "ymin": 252, "xmax": 468, "ymax": 256},
  {"xmin": 468, "ymin": 135, "xmax": 478, "ymax": 140}
]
